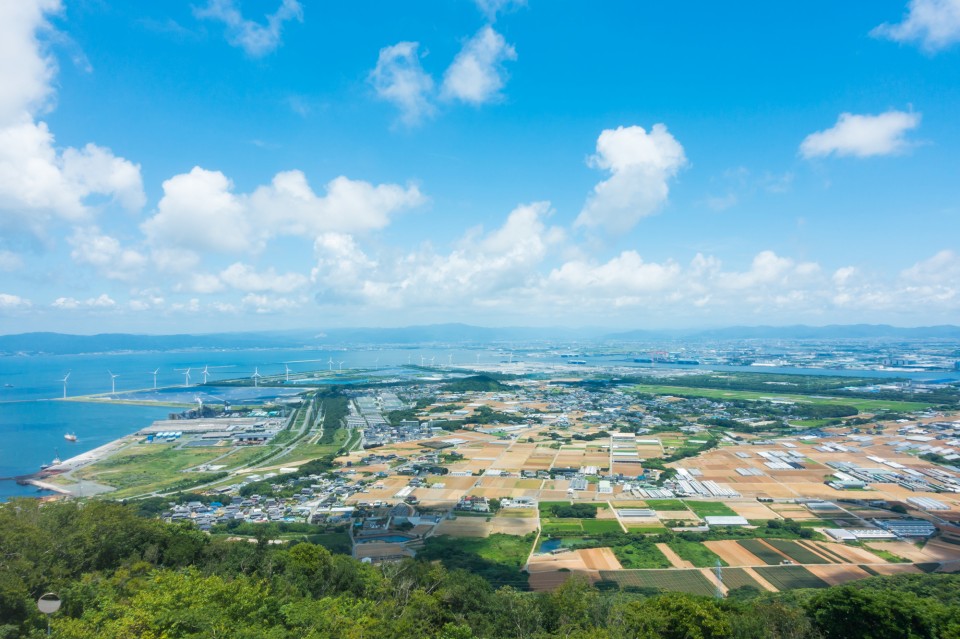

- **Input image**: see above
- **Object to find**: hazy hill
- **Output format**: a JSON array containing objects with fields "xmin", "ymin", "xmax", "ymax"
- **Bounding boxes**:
[{"xmin": 2, "ymin": 323, "xmax": 958, "ymax": 355}]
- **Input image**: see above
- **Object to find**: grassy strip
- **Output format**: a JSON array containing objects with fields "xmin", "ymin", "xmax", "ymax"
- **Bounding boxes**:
[{"xmin": 629, "ymin": 384, "xmax": 931, "ymax": 412}]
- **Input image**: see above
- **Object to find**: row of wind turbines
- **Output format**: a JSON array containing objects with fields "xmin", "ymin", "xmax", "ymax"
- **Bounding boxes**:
[
  {"xmin": 56, "ymin": 351, "xmax": 495, "ymax": 399},
  {"xmin": 57, "ymin": 363, "xmax": 270, "ymax": 399}
]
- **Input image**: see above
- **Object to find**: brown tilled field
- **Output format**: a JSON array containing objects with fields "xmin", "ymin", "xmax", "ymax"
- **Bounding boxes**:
[
  {"xmin": 579, "ymin": 548, "xmax": 623, "ymax": 570},
  {"xmin": 704, "ymin": 540, "xmax": 763, "ymax": 566},
  {"xmin": 805, "ymin": 564, "xmax": 873, "ymax": 586}
]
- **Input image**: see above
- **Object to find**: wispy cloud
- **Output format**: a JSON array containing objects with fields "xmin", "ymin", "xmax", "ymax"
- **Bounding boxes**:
[
  {"xmin": 194, "ymin": 0, "xmax": 303, "ymax": 57},
  {"xmin": 368, "ymin": 41, "xmax": 436, "ymax": 126},
  {"xmin": 872, "ymin": 0, "xmax": 960, "ymax": 53}
]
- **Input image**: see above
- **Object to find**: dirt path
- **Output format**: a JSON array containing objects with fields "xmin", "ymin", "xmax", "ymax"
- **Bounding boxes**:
[
  {"xmin": 657, "ymin": 543, "xmax": 695, "ymax": 568},
  {"xmin": 742, "ymin": 567, "xmax": 779, "ymax": 592}
]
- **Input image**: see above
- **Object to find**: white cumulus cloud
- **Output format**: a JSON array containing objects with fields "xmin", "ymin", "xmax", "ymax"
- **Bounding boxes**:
[
  {"xmin": 220, "ymin": 262, "xmax": 308, "ymax": 294},
  {"xmin": 872, "ymin": 0, "xmax": 960, "ymax": 52},
  {"xmin": 800, "ymin": 110, "xmax": 921, "ymax": 159},
  {"xmin": 69, "ymin": 227, "xmax": 147, "ymax": 282},
  {"xmin": 194, "ymin": 0, "xmax": 302, "ymax": 57},
  {"xmin": 0, "ymin": 0, "xmax": 144, "ymax": 238},
  {"xmin": 143, "ymin": 167, "xmax": 252, "ymax": 255},
  {"xmin": 441, "ymin": 26, "xmax": 517, "ymax": 105},
  {"xmin": 575, "ymin": 124, "xmax": 688, "ymax": 233},
  {"xmin": 369, "ymin": 41, "xmax": 435, "ymax": 126}
]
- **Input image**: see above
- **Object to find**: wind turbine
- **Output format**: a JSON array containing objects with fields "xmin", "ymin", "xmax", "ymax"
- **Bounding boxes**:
[
  {"xmin": 430, "ymin": 356, "xmax": 435, "ymax": 367},
  {"xmin": 183, "ymin": 368, "xmax": 191, "ymax": 387},
  {"xmin": 201, "ymin": 365, "xmax": 210, "ymax": 384},
  {"xmin": 374, "ymin": 356, "xmax": 379, "ymax": 370},
  {"xmin": 420, "ymin": 355, "xmax": 426, "ymax": 366},
  {"xmin": 252, "ymin": 367, "xmax": 262, "ymax": 387},
  {"xmin": 284, "ymin": 364, "xmax": 291, "ymax": 382},
  {"xmin": 448, "ymin": 354, "xmax": 453, "ymax": 367},
  {"xmin": 61, "ymin": 372, "xmax": 70, "ymax": 399},
  {"xmin": 152, "ymin": 368, "xmax": 160, "ymax": 389},
  {"xmin": 108, "ymin": 370, "xmax": 119, "ymax": 395},
  {"xmin": 338, "ymin": 360, "xmax": 344, "ymax": 372},
  {"xmin": 476, "ymin": 353, "xmax": 481, "ymax": 364},
  {"xmin": 328, "ymin": 357, "xmax": 334, "ymax": 371}
]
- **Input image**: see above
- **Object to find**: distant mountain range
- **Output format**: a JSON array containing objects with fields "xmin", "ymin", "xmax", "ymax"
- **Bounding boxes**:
[{"xmin": 1, "ymin": 323, "xmax": 959, "ymax": 355}]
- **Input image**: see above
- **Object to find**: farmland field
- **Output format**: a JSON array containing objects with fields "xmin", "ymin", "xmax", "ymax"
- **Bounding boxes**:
[
  {"xmin": 644, "ymin": 499, "xmax": 689, "ymax": 511},
  {"xmin": 667, "ymin": 538, "xmax": 727, "ymax": 568},
  {"xmin": 754, "ymin": 565, "xmax": 830, "ymax": 590},
  {"xmin": 765, "ymin": 539, "xmax": 831, "ymax": 564},
  {"xmin": 581, "ymin": 519, "xmax": 623, "ymax": 534},
  {"xmin": 738, "ymin": 539, "xmax": 786, "ymax": 565},
  {"xmin": 598, "ymin": 569, "xmax": 716, "ymax": 596},
  {"xmin": 685, "ymin": 501, "xmax": 739, "ymax": 517},
  {"xmin": 718, "ymin": 568, "xmax": 765, "ymax": 591}
]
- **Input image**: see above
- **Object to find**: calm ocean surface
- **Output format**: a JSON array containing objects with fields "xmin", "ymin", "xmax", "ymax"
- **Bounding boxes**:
[
  {"xmin": 0, "ymin": 346, "xmax": 469, "ymax": 500},
  {"xmin": 2, "ymin": 346, "xmax": 956, "ymax": 500}
]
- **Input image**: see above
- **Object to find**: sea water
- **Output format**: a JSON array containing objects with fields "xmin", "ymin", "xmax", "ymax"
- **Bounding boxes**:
[{"xmin": 0, "ymin": 346, "xmax": 477, "ymax": 500}]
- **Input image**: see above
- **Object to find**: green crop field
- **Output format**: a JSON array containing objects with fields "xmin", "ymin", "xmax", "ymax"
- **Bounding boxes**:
[
  {"xmin": 598, "ymin": 570, "xmax": 716, "ymax": 596},
  {"xmin": 668, "ymin": 538, "xmax": 727, "ymax": 567},
  {"xmin": 738, "ymin": 539, "xmax": 786, "ymax": 565},
  {"xmin": 765, "ymin": 539, "xmax": 831, "ymax": 564},
  {"xmin": 718, "ymin": 568, "xmax": 765, "ymax": 591},
  {"xmin": 581, "ymin": 519, "xmax": 623, "ymax": 533},
  {"xmin": 754, "ymin": 565, "xmax": 830, "ymax": 590},
  {"xmin": 685, "ymin": 501, "xmax": 739, "ymax": 517},
  {"xmin": 644, "ymin": 499, "xmax": 689, "ymax": 511}
]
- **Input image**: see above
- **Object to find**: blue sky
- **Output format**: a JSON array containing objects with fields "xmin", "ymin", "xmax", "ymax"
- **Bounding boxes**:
[{"xmin": 0, "ymin": 0, "xmax": 958, "ymax": 333}]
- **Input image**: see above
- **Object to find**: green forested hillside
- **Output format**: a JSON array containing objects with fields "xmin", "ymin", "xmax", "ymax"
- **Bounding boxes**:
[{"xmin": 2, "ymin": 499, "xmax": 960, "ymax": 638}]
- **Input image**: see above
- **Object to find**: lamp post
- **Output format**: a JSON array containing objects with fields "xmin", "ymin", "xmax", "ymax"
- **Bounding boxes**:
[{"xmin": 37, "ymin": 593, "xmax": 60, "ymax": 636}]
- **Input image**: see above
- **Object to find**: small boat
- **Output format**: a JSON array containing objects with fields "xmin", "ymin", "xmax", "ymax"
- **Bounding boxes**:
[{"xmin": 64, "ymin": 433, "xmax": 77, "ymax": 442}]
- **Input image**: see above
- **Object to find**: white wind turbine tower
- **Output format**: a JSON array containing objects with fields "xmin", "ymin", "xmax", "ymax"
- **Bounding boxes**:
[
  {"xmin": 338, "ymin": 360, "xmax": 344, "ymax": 372},
  {"xmin": 430, "ymin": 356, "xmax": 435, "ymax": 367},
  {"xmin": 252, "ymin": 367, "xmax": 262, "ymax": 387},
  {"xmin": 152, "ymin": 368, "xmax": 160, "ymax": 389},
  {"xmin": 201, "ymin": 365, "xmax": 210, "ymax": 384},
  {"xmin": 284, "ymin": 364, "xmax": 291, "ymax": 382},
  {"xmin": 328, "ymin": 357, "xmax": 334, "ymax": 371},
  {"xmin": 420, "ymin": 354, "xmax": 426, "ymax": 366},
  {"xmin": 447, "ymin": 354, "xmax": 453, "ymax": 367},
  {"xmin": 108, "ymin": 370, "xmax": 119, "ymax": 395},
  {"xmin": 61, "ymin": 372, "xmax": 70, "ymax": 399},
  {"xmin": 183, "ymin": 368, "xmax": 192, "ymax": 387}
]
